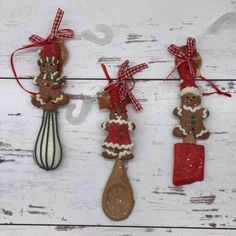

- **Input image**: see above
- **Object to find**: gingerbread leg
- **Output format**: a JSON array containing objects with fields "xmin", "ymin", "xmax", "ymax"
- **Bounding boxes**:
[
  {"xmin": 102, "ymin": 148, "xmax": 118, "ymax": 159},
  {"xmin": 118, "ymin": 149, "xmax": 134, "ymax": 160},
  {"xmin": 173, "ymin": 126, "xmax": 187, "ymax": 137}
]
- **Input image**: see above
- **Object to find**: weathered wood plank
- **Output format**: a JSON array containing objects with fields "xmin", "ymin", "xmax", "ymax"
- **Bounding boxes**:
[
  {"xmin": 0, "ymin": 79, "xmax": 235, "ymax": 228},
  {"xmin": 0, "ymin": 225, "xmax": 236, "ymax": 236},
  {"xmin": 0, "ymin": 0, "xmax": 236, "ymax": 79}
]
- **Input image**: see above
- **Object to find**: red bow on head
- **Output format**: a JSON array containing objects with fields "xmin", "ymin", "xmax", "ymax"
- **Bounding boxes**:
[
  {"xmin": 168, "ymin": 37, "xmax": 196, "ymax": 76},
  {"xmin": 101, "ymin": 60, "xmax": 148, "ymax": 112}
]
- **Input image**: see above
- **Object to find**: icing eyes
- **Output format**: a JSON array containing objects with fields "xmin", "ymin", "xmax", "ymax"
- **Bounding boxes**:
[
  {"xmin": 50, "ymin": 63, "xmax": 55, "ymax": 66},
  {"xmin": 42, "ymin": 64, "xmax": 46, "ymax": 67}
]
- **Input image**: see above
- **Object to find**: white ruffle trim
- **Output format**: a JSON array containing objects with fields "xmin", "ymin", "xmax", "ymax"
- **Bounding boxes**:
[
  {"xmin": 108, "ymin": 119, "xmax": 129, "ymax": 125},
  {"xmin": 175, "ymin": 125, "xmax": 187, "ymax": 136},
  {"xmin": 104, "ymin": 149, "xmax": 118, "ymax": 157},
  {"xmin": 118, "ymin": 150, "xmax": 132, "ymax": 158},
  {"xmin": 180, "ymin": 87, "xmax": 202, "ymax": 97},
  {"xmin": 101, "ymin": 122, "xmax": 107, "ymax": 130},
  {"xmin": 177, "ymin": 107, "xmax": 182, "ymax": 116},
  {"xmin": 36, "ymin": 94, "xmax": 46, "ymax": 105},
  {"xmin": 103, "ymin": 142, "xmax": 134, "ymax": 150},
  {"xmin": 183, "ymin": 105, "xmax": 202, "ymax": 113},
  {"xmin": 196, "ymin": 129, "xmax": 208, "ymax": 138},
  {"xmin": 52, "ymin": 95, "xmax": 63, "ymax": 103},
  {"xmin": 202, "ymin": 108, "xmax": 208, "ymax": 118}
]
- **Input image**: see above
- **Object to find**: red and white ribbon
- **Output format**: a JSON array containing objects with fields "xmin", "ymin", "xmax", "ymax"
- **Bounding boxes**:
[
  {"xmin": 168, "ymin": 37, "xmax": 196, "ymax": 76},
  {"xmin": 29, "ymin": 8, "xmax": 74, "ymax": 43},
  {"xmin": 101, "ymin": 60, "xmax": 148, "ymax": 111}
]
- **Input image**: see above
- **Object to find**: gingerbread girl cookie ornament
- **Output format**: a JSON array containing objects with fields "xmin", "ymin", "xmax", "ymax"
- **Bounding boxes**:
[
  {"xmin": 98, "ymin": 60, "xmax": 148, "ymax": 221},
  {"xmin": 11, "ymin": 9, "xmax": 74, "ymax": 170},
  {"xmin": 168, "ymin": 37, "xmax": 231, "ymax": 186}
]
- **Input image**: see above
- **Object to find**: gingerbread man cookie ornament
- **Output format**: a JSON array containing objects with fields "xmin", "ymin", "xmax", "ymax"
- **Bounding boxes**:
[
  {"xmin": 31, "ymin": 43, "xmax": 69, "ymax": 111},
  {"xmin": 168, "ymin": 37, "xmax": 231, "ymax": 186},
  {"xmin": 11, "ymin": 9, "xmax": 74, "ymax": 171},
  {"xmin": 98, "ymin": 60, "xmax": 148, "ymax": 221}
]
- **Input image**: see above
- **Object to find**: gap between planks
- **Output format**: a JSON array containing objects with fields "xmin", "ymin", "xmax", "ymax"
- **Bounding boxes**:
[
  {"xmin": 1, "ymin": 77, "xmax": 236, "ymax": 81},
  {"xmin": 0, "ymin": 224, "xmax": 235, "ymax": 230}
]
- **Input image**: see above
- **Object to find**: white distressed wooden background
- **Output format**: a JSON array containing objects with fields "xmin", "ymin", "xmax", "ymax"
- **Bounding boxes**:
[{"xmin": 0, "ymin": 0, "xmax": 235, "ymax": 235}]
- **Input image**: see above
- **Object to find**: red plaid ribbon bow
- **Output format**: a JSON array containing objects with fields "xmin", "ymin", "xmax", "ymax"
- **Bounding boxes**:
[
  {"xmin": 101, "ymin": 60, "xmax": 148, "ymax": 111},
  {"xmin": 29, "ymin": 8, "xmax": 74, "ymax": 43},
  {"xmin": 168, "ymin": 37, "xmax": 196, "ymax": 76}
]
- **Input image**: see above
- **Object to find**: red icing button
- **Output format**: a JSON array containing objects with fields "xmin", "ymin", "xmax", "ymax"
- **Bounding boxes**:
[{"xmin": 173, "ymin": 143, "xmax": 205, "ymax": 186}]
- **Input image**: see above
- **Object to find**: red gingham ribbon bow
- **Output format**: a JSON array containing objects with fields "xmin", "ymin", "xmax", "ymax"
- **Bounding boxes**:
[
  {"xmin": 168, "ymin": 37, "xmax": 196, "ymax": 75},
  {"xmin": 101, "ymin": 60, "xmax": 148, "ymax": 111},
  {"xmin": 29, "ymin": 8, "xmax": 74, "ymax": 43},
  {"xmin": 118, "ymin": 60, "xmax": 148, "ymax": 111}
]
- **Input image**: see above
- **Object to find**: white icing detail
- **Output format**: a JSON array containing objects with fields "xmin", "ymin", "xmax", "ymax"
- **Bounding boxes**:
[
  {"xmin": 176, "ymin": 125, "xmax": 187, "ymax": 136},
  {"xmin": 56, "ymin": 76, "xmax": 63, "ymax": 81},
  {"xmin": 196, "ymin": 129, "xmax": 208, "ymax": 138},
  {"xmin": 202, "ymin": 108, "xmax": 208, "ymax": 118},
  {"xmin": 177, "ymin": 107, "xmax": 182, "ymax": 116},
  {"xmin": 103, "ymin": 142, "xmax": 134, "ymax": 150},
  {"xmin": 104, "ymin": 149, "xmax": 117, "ymax": 157},
  {"xmin": 43, "ymin": 73, "xmax": 47, "ymax": 80},
  {"xmin": 46, "ymin": 57, "xmax": 49, "ymax": 62},
  {"xmin": 180, "ymin": 86, "xmax": 202, "ymax": 97},
  {"xmin": 33, "ymin": 75, "xmax": 38, "ymax": 84},
  {"xmin": 108, "ymin": 119, "xmax": 129, "ymax": 125},
  {"xmin": 180, "ymin": 79, "xmax": 184, "ymax": 84},
  {"xmin": 128, "ymin": 122, "xmax": 134, "ymax": 131},
  {"xmin": 183, "ymin": 105, "xmax": 202, "ymax": 113},
  {"xmin": 34, "ymin": 111, "xmax": 62, "ymax": 170},
  {"xmin": 118, "ymin": 150, "xmax": 132, "ymax": 158},
  {"xmin": 101, "ymin": 122, "xmax": 107, "ymax": 130},
  {"xmin": 51, "ymin": 95, "xmax": 63, "ymax": 103},
  {"xmin": 36, "ymin": 94, "xmax": 46, "ymax": 105},
  {"xmin": 52, "ymin": 56, "xmax": 55, "ymax": 62}
]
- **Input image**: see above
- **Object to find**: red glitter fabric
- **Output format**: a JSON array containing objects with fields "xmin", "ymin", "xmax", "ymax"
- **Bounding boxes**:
[{"xmin": 173, "ymin": 143, "xmax": 205, "ymax": 186}]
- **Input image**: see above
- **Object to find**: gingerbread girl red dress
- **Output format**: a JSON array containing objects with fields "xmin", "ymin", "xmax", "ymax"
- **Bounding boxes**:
[{"xmin": 97, "ymin": 60, "xmax": 148, "ymax": 221}]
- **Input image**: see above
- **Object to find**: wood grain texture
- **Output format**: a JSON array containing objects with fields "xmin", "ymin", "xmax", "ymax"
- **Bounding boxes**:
[
  {"xmin": 0, "ymin": 0, "xmax": 236, "ymax": 235},
  {"xmin": 0, "ymin": 225, "xmax": 236, "ymax": 236},
  {"xmin": 0, "ymin": 0, "xmax": 236, "ymax": 79},
  {"xmin": 0, "ymin": 80, "xmax": 235, "ymax": 229}
]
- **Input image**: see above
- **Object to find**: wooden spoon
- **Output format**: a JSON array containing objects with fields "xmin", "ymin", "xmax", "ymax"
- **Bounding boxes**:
[{"xmin": 102, "ymin": 159, "xmax": 134, "ymax": 221}]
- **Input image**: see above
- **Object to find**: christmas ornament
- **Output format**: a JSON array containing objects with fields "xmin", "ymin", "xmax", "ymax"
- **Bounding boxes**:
[
  {"xmin": 167, "ymin": 37, "xmax": 231, "ymax": 186},
  {"xmin": 97, "ymin": 60, "xmax": 148, "ymax": 221},
  {"xmin": 10, "ymin": 8, "xmax": 74, "ymax": 171}
]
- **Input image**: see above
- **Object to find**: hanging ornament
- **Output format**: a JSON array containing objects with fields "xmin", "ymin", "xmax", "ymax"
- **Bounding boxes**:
[
  {"xmin": 167, "ymin": 37, "xmax": 231, "ymax": 186},
  {"xmin": 10, "ymin": 8, "xmax": 74, "ymax": 171},
  {"xmin": 97, "ymin": 60, "xmax": 148, "ymax": 221}
]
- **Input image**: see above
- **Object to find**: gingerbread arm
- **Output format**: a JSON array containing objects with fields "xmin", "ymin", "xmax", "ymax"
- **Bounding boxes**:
[
  {"xmin": 173, "ymin": 107, "xmax": 183, "ymax": 117},
  {"xmin": 201, "ymin": 108, "xmax": 210, "ymax": 119},
  {"xmin": 101, "ymin": 122, "xmax": 109, "ymax": 131},
  {"xmin": 128, "ymin": 121, "xmax": 136, "ymax": 131}
]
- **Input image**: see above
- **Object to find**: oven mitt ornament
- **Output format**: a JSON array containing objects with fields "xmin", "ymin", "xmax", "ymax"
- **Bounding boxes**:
[
  {"xmin": 167, "ymin": 37, "xmax": 231, "ymax": 186},
  {"xmin": 10, "ymin": 9, "xmax": 74, "ymax": 171},
  {"xmin": 97, "ymin": 60, "xmax": 148, "ymax": 221}
]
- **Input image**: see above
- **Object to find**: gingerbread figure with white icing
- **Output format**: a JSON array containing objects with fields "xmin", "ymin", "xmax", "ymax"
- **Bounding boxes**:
[
  {"xmin": 168, "ymin": 37, "xmax": 231, "ymax": 186},
  {"xmin": 31, "ymin": 42, "xmax": 69, "ymax": 111},
  {"xmin": 173, "ymin": 75, "xmax": 210, "ymax": 143}
]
